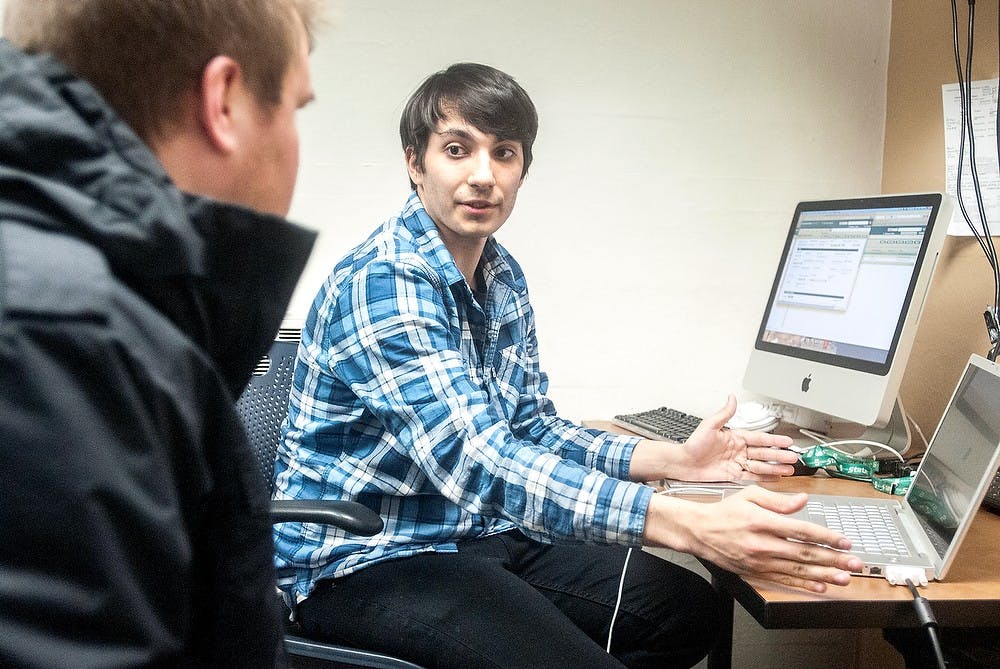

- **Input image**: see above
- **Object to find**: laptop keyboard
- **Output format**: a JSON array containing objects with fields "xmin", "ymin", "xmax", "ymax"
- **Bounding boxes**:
[{"xmin": 805, "ymin": 500, "xmax": 911, "ymax": 557}]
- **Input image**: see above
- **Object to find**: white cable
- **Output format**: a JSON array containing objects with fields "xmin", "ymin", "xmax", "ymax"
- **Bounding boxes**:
[
  {"xmin": 898, "ymin": 399, "xmax": 914, "ymax": 455},
  {"xmin": 798, "ymin": 427, "xmax": 829, "ymax": 444},
  {"xmin": 910, "ymin": 418, "xmax": 930, "ymax": 452},
  {"xmin": 904, "ymin": 406, "xmax": 930, "ymax": 452},
  {"xmin": 606, "ymin": 546, "xmax": 633, "ymax": 653},
  {"xmin": 819, "ymin": 439, "xmax": 906, "ymax": 462},
  {"xmin": 796, "ymin": 428, "xmax": 905, "ymax": 462}
]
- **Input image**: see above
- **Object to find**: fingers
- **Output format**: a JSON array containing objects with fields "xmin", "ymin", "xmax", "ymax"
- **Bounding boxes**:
[
  {"xmin": 783, "ymin": 516, "xmax": 856, "ymax": 554},
  {"xmin": 710, "ymin": 533, "xmax": 860, "ymax": 593},
  {"xmin": 739, "ymin": 459, "xmax": 795, "ymax": 480},
  {"xmin": 702, "ymin": 394, "xmax": 738, "ymax": 431},
  {"xmin": 737, "ymin": 448, "xmax": 798, "ymax": 479},
  {"xmin": 665, "ymin": 490, "xmax": 861, "ymax": 594},
  {"xmin": 741, "ymin": 487, "xmax": 808, "ymax": 513},
  {"xmin": 737, "ymin": 428, "xmax": 793, "ymax": 449},
  {"xmin": 735, "ymin": 442, "xmax": 800, "ymax": 480},
  {"xmin": 735, "ymin": 537, "xmax": 862, "ymax": 590},
  {"xmin": 738, "ymin": 488, "xmax": 856, "ymax": 552},
  {"xmin": 746, "ymin": 445, "xmax": 799, "ymax": 465},
  {"xmin": 715, "ymin": 501, "xmax": 862, "ymax": 590},
  {"xmin": 749, "ymin": 567, "xmax": 851, "ymax": 594}
]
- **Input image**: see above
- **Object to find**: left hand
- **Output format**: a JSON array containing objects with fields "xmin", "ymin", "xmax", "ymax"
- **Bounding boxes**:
[{"xmin": 630, "ymin": 395, "xmax": 797, "ymax": 483}]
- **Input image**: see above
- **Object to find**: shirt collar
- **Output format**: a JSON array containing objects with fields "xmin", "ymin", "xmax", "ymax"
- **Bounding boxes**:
[{"xmin": 398, "ymin": 192, "xmax": 517, "ymax": 291}]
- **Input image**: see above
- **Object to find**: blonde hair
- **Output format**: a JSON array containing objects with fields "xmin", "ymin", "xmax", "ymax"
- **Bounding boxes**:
[{"xmin": 4, "ymin": 0, "xmax": 324, "ymax": 142}]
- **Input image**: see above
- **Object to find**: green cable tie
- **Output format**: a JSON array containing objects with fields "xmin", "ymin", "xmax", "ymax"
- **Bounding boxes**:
[{"xmin": 799, "ymin": 445, "xmax": 909, "ymax": 496}]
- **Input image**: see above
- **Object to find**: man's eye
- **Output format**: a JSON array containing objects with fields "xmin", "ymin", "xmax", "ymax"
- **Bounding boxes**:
[
  {"xmin": 496, "ymin": 147, "xmax": 517, "ymax": 160},
  {"xmin": 446, "ymin": 145, "xmax": 465, "ymax": 156}
]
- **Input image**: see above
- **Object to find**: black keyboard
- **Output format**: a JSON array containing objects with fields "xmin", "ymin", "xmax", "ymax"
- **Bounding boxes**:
[
  {"xmin": 985, "ymin": 469, "xmax": 1000, "ymax": 514},
  {"xmin": 612, "ymin": 407, "xmax": 703, "ymax": 442}
]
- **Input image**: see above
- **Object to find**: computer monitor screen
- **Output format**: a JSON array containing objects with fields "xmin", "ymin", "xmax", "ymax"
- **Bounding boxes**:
[{"xmin": 743, "ymin": 193, "xmax": 953, "ymax": 428}]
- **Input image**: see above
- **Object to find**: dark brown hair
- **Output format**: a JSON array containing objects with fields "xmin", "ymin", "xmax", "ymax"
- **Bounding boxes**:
[{"xmin": 400, "ymin": 63, "xmax": 538, "ymax": 190}]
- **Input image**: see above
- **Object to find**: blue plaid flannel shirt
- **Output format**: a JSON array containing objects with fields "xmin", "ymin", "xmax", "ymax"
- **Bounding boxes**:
[{"xmin": 272, "ymin": 193, "xmax": 654, "ymax": 602}]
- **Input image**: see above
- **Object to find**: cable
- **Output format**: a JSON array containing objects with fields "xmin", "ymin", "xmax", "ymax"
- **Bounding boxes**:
[
  {"xmin": 905, "ymin": 578, "xmax": 947, "ymax": 669},
  {"xmin": 898, "ymin": 399, "xmax": 914, "ymax": 456},
  {"xmin": 954, "ymin": 0, "xmax": 999, "ymax": 276},
  {"xmin": 796, "ymin": 428, "xmax": 905, "ymax": 462},
  {"xmin": 798, "ymin": 427, "xmax": 831, "ymax": 445},
  {"xmin": 950, "ymin": 0, "xmax": 988, "ymax": 258},
  {"xmin": 905, "ymin": 410, "xmax": 930, "ymax": 453},
  {"xmin": 606, "ymin": 547, "xmax": 633, "ymax": 653},
  {"xmin": 963, "ymin": 2, "xmax": 995, "ymax": 253},
  {"xmin": 950, "ymin": 0, "xmax": 1000, "ymax": 360},
  {"xmin": 821, "ymin": 439, "xmax": 906, "ymax": 462}
]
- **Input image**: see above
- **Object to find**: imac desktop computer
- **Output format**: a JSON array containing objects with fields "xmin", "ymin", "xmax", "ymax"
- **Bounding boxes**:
[{"xmin": 742, "ymin": 193, "xmax": 955, "ymax": 453}]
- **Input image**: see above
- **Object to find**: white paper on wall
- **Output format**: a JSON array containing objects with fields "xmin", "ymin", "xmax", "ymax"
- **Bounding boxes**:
[{"xmin": 942, "ymin": 78, "xmax": 1000, "ymax": 236}]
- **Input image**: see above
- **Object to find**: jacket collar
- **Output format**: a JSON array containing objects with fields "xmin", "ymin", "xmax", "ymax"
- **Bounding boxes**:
[{"xmin": 0, "ymin": 39, "xmax": 316, "ymax": 396}]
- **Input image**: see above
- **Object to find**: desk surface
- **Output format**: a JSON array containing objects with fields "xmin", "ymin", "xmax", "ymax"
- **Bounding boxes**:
[
  {"xmin": 587, "ymin": 419, "xmax": 1000, "ymax": 630},
  {"xmin": 706, "ymin": 476, "xmax": 1000, "ymax": 630}
]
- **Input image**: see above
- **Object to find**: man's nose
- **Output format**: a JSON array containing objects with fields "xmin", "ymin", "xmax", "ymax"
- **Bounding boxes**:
[{"xmin": 468, "ymin": 152, "xmax": 496, "ymax": 188}]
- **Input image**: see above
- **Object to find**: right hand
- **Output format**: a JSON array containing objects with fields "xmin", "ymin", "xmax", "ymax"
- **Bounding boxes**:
[{"xmin": 643, "ymin": 486, "xmax": 863, "ymax": 593}]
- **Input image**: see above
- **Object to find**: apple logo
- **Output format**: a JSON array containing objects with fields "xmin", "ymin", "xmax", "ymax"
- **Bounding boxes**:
[{"xmin": 801, "ymin": 374, "xmax": 812, "ymax": 392}]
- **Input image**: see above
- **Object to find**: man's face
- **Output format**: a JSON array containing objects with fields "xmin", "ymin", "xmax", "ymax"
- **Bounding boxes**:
[
  {"xmin": 237, "ymin": 18, "xmax": 314, "ymax": 217},
  {"xmin": 407, "ymin": 113, "xmax": 524, "ymax": 254}
]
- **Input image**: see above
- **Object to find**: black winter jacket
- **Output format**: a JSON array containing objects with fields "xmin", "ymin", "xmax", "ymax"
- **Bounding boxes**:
[{"xmin": 0, "ymin": 39, "xmax": 316, "ymax": 667}]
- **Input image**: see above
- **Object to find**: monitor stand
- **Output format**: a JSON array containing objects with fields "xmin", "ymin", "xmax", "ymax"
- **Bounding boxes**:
[{"xmin": 854, "ymin": 400, "xmax": 912, "ymax": 456}]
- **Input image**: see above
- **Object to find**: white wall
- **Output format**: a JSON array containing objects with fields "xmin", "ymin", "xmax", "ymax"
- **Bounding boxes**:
[
  {"xmin": 2, "ymin": 0, "xmax": 893, "ymax": 422},
  {"xmin": 289, "ymin": 0, "xmax": 892, "ymax": 421}
]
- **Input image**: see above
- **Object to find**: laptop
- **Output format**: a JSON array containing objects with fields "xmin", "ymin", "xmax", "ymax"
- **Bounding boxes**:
[{"xmin": 795, "ymin": 354, "xmax": 1000, "ymax": 581}]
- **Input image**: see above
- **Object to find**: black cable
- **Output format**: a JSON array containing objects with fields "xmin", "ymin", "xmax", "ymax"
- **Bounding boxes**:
[
  {"xmin": 963, "ymin": 1, "xmax": 1000, "ymax": 316},
  {"xmin": 995, "ymin": 0, "xmax": 1000, "ymax": 362},
  {"xmin": 905, "ymin": 578, "xmax": 946, "ymax": 669},
  {"xmin": 951, "ymin": 1, "xmax": 991, "ymax": 261},
  {"xmin": 965, "ymin": 4, "xmax": 995, "ymax": 236},
  {"xmin": 961, "ymin": 0, "xmax": 1000, "ymax": 362},
  {"xmin": 950, "ymin": 0, "xmax": 1000, "ymax": 361},
  {"xmin": 967, "ymin": 1, "xmax": 999, "ymax": 281}
]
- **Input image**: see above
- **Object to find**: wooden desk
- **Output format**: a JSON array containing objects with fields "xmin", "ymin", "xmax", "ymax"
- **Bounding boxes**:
[
  {"xmin": 586, "ymin": 421, "xmax": 1000, "ymax": 669},
  {"xmin": 704, "ymin": 477, "xmax": 1000, "ymax": 668}
]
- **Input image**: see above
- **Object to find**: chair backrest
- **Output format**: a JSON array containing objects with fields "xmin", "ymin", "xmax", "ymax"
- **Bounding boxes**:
[
  {"xmin": 235, "ymin": 330, "xmax": 300, "ymax": 494},
  {"xmin": 238, "ymin": 331, "xmax": 425, "ymax": 668}
]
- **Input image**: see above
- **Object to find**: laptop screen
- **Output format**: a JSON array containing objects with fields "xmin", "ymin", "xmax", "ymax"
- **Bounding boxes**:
[{"xmin": 907, "ymin": 360, "xmax": 1000, "ymax": 564}]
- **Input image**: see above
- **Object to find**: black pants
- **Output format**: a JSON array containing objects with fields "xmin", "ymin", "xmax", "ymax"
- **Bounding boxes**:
[{"xmin": 296, "ymin": 531, "xmax": 720, "ymax": 669}]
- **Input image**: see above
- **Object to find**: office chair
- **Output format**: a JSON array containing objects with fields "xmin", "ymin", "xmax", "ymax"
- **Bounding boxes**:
[{"xmin": 236, "ymin": 329, "xmax": 423, "ymax": 669}]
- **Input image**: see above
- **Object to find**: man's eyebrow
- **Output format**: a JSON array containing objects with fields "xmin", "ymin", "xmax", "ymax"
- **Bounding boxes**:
[
  {"xmin": 435, "ymin": 127, "xmax": 475, "ymax": 140},
  {"xmin": 435, "ymin": 127, "xmax": 522, "ymax": 148}
]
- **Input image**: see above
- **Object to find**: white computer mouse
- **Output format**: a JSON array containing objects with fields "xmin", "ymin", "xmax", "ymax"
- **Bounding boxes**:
[{"xmin": 727, "ymin": 401, "xmax": 778, "ymax": 431}]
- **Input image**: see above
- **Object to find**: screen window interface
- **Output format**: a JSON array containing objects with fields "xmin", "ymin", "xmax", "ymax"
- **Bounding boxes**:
[{"xmin": 762, "ymin": 205, "xmax": 934, "ymax": 368}]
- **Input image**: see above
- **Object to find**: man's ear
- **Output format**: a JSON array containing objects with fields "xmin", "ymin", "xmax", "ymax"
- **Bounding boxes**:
[
  {"xmin": 197, "ymin": 55, "xmax": 244, "ymax": 153},
  {"xmin": 405, "ymin": 146, "xmax": 423, "ymax": 186}
]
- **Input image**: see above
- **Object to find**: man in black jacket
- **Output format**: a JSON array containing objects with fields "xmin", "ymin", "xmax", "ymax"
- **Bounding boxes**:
[{"xmin": 0, "ymin": 1, "xmax": 323, "ymax": 666}]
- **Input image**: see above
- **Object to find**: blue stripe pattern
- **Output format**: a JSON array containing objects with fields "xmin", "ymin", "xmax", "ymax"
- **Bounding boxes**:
[{"xmin": 272, "ymin": 193, "xmax": 652, "ymax": 601}]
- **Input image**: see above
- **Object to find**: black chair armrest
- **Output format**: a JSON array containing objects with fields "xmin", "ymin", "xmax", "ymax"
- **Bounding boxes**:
[{"xmin": 270, "ymin": 500, "xmax": 383, "ymax": 536}]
